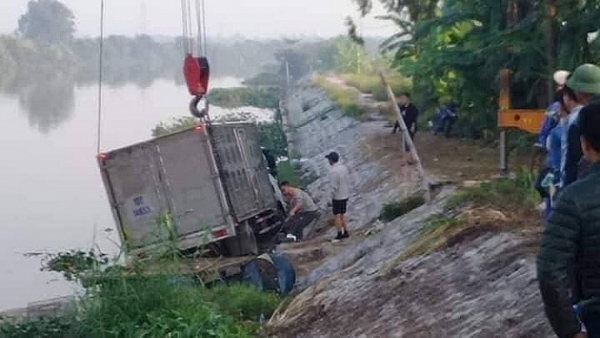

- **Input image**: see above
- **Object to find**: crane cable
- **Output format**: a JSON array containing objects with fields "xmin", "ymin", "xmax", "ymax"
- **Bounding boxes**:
[
  {"xmin": 182, "ymin": 0, "xmax": 207, "ymax": 57},
  {"xmin": 96, "ymin": 0, "xmax": 105, "ymax": 154},
  {"xmin": 182, "ymin": 0, "xmax": 210, "ymax": 120}
]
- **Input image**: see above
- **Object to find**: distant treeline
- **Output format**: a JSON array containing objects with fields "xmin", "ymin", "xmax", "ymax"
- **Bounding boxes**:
[{"xmin": 0, "ymin": 34, "xmax": 386, "ymax": 91}]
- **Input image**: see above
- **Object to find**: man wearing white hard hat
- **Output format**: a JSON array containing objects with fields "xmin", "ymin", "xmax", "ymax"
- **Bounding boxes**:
[
  {"xmin": 554, "ymin": 70, "xmax": 570, "ymax": 88},
  {"xmin": 537, "ymin": 70, "xmax": 571, "ymax": 149}
]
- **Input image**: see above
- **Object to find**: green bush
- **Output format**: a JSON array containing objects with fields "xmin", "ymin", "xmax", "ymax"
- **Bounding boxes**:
[
  {"xmin": 380, "ymin": 195, "xmax": 426, "ymax": 222},
  {"xmin": 78, "ymin": 276, "xmax": 262, "ymax": 337},
  {"xmin": 0, "ymin": 316, "xmax": 79, "ymax": 338},
  {"xmin": 206, "ymin": 284, "xmax": 281, "ymax": 322},
  {"xmin": 2, "ymin": 245, "xmax": 283, "ymax": 338},
  {"xmin": 0, "ymin": 275, "xmax": 279, "ymax": 337}
]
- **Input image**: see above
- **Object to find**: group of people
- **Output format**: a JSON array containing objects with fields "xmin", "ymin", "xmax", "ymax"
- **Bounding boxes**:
[
  {"xmin": 278, "ymin": 151, "xmax": 351, "ymax": 243},
  {"xmin": 536, "ymin": 64, "xmax": 600, "ymax": 338}
]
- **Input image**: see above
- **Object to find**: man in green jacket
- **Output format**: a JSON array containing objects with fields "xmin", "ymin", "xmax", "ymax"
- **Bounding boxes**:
[{"xmin": 538, "ymin": 102, "xmax": 600, "ymax": 338}]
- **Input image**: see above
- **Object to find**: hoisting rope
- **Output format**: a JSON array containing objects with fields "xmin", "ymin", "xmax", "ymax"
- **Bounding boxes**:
[
  {"xmin": 96, "ymin": 0, "xmax": 105, "ymax": 154},
  {"xmin": 182, "ymin": 0, "xmax": 211, "ymax": 120}
]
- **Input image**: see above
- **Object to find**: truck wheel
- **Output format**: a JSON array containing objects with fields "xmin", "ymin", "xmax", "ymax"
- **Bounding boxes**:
[{"xmin": 222, "ymin": 221, "xmax": 259, "ymax": 256}]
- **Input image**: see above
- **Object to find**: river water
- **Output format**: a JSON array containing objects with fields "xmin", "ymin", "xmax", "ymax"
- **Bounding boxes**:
[{"xmin": 0, "ymin": 77, "xmax": 271, "ymax": 311}]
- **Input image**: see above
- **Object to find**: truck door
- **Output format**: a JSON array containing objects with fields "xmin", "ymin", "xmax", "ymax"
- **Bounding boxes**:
[
  {"xmin": 100, "ymin": 144, "xmax": 169, "ymax": 249},
  {"xmin": 155, "ymin": 130, "xmax": 235, "ymax": 240}
]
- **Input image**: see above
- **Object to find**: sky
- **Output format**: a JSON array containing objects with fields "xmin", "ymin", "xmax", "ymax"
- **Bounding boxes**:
[{"xmin": 0, "ymin": 0, "xmax": 397, "ymax": 39}]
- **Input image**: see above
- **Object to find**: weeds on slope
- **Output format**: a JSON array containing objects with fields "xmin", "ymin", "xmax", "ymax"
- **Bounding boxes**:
[
  {"xmin": 1, "ymin": 216, "xmax": 282, "ymax": 338},
  {"xmin": 341, "ymin": 73, "xmax": 412, "ymax": 102},
  {"xmin": 382, "ymin": 171, "xmax": 540, "ymax": 272},
  {"xmin": 379, "ymin": 194, "xmax": 426, "ymax": 222},
  {"xmin": 312, "ymin": 75, "xmax": 365, "ymax": 119},
  {"xmin": 447, "ymin": 170, "xmax": 538, "ymax": 211}
]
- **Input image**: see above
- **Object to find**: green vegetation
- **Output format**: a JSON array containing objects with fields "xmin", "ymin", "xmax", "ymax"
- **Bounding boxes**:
[
  {"xmin": 379, "ymin": 195, "xmax": 426, "ymax": 222},
  {"xmin": 257, "ymin": 122, "xmax": 288, "ymax": 157},
  {"xmin": 397, "ymin": 216, "xmax": 467, "ymax": 261},
  {"xmin": 0, "ymin": 316, "xmax": 79, "ymax": 338},
  {"xmin": 0, "ymin": 276, "xmax": 279, "ymax": 337},
  {"xmin": 382, "ymin": 171, "xmax": 538, "ymax": 273},
  {"xmin": 151, "ymin": 117, "xmax": 288, "ymax": 159},
  {"xmin": 447, "ymin": 170, "xmax": 538, "ymax": 211},
  {"xmin": 208, "ymin": 87, "xmax": 279, "ymax": 109},
  {"xmin": 351, "ymin": 0, "xmax": 600, "ymax": 139},
  {"xmin": 312, "ymin": 75, "xmax": 364, "ymax": 119},
  {"xmin": 341, "ymin": 73, "xmax": 412, "ymax": 101},
  {"xmin": 2, "ymin": 238, "xmax": 281, "ymax": 338},
  {"xmin": 152, "ymin": 117, "xmax": 198, "ymax": 137},
  {"xmin": 277, "ymin": 160, "xmax": 300, "ymax": 187}
]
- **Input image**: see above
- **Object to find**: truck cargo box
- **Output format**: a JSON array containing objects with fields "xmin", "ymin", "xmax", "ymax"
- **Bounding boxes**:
[
  {"xmin": 98, "ymin": 122, "xmax": 281, "ymax": 255},
  {"xmin": 98, "ymin": 125, "xmax": 236, "ymax": 253}
]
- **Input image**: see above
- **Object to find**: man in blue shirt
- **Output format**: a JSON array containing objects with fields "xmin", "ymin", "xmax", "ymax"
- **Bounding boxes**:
[{"xmin": 534, "ymin": 102, "xmax": 560, "ymax": 206}]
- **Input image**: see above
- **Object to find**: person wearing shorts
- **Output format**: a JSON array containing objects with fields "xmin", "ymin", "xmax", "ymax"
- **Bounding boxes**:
[{"xmin": 326, "ymin": 151, "xmax": 351, "ymax": 241}]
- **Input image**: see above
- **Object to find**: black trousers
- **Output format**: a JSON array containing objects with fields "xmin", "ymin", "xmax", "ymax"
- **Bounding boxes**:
[
  {"xmin": 393, "ymin": 121, "xmax": 416, "ymax": 152},
  {"xmin": 283, "ymin": 211, "xmax": 319, "ymax": 240},
  {"xmin": 534, "ymin": 166, "xmax": 552, "ymax": 200}
]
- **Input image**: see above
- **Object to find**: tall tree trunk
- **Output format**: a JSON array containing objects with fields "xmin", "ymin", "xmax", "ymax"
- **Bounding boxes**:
[{"xmin": 545, "ymin": 0, "xmax": 556, "ymax": 102}]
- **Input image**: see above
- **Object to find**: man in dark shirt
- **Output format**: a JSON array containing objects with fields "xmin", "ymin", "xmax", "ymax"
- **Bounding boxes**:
[
  {"xmin": 538, "ymin": 103, "xmax": 600, "ymax": 338},
  {"xmin": 392, "ymin": 93, "xmax": 419, "ymax": 139},
  {"xmin": 262, "ymin": 148, "xmax": 278, "ymax": 178},
  {"xmin": 562, "ymin": 64, "xmax": 600, "ymax": 188}
]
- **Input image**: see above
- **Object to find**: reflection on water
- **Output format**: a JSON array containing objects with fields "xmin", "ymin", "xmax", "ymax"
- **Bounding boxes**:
[
  {"xmin": 18, "ymin": 74, "xmax": 75, "ymax": 133},
  {"xmin": 0, "ymin": 77, "xmax": 271, "ymax": 311}
]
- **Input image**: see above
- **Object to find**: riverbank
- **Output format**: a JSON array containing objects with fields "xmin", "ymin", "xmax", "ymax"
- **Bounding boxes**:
[{"xmin": 267, "ymin": 77, "xmax": 552, "ymax": 337}]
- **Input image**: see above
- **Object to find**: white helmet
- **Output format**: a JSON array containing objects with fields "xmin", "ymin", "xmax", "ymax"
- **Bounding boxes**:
[{"xmin": 553, "ymin": 70, "xmax": 570, "ymax": 86}]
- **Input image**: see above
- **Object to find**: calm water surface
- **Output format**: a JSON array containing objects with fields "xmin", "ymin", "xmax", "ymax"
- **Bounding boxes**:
[{"xmin": 0, "ymin": 78, "xmax": 270, "ymax": 310}]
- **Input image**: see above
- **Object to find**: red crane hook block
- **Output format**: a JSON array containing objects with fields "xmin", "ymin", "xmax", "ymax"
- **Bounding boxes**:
[{"xmin": 183, "ymin": 54, "xmax": 210, "ymax": 96}]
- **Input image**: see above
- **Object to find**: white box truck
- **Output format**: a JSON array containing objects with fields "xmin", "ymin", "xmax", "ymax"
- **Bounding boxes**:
[{"xmin": 97, "ymin": 122, "xmax": 286, "ymax": 257}]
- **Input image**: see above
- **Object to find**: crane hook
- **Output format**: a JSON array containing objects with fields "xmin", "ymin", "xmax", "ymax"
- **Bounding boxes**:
[{"xmin": 190, "ymin": 95, "xmax": 209, "ymax": 119}]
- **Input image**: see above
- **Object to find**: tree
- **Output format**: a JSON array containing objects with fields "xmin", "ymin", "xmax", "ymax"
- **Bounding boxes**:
[
  {"xmin": 18, "ymin": 0, "xmax": 75, "ymax": 44},
  {"xmin": 333, "ymin": 37, "xmax": 372, "ymax": 74},
  {"xmin": 350, "ymin": 0, "xmax": 600, "ymax": 139}
]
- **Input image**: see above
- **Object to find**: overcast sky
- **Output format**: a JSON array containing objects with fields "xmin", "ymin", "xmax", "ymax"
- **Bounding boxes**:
[{"xmin": 0, "ymin": 0, "xmax": 397, "ymax": 39}]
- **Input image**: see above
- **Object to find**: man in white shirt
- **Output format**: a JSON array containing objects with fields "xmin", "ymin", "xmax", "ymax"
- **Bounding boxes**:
[{"xmin": 325, "ymin": 152, "xmax": 350, "ymax": 241}]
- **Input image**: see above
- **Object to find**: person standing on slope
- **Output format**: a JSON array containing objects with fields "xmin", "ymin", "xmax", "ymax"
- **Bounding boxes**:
[
  {"xmin": 562, "ymin": 64, "xmax": 600, "ymax": 188},
  {"xmin": 538, "ymin": 103, "xmax": 600, "ymax": 338},
  {"xmin": 325, "ymin": 151, "xmax": 350, "ymax": 242}
]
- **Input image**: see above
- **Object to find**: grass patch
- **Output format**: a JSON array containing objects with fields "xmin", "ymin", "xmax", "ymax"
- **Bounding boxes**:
[
  {"xmin": 312, "ymin": 75, "xmax": 365, "ymax": 119},
  {"xmin": 381, "ymin": 172, "xmax": 538, "ymax": 273},
  {"xmin": 208, "ymin": 87, "xmax": 279, "ymax": 109},
  {"xmin": 341, "ymin": 73, "xmax": 412, "ymax": 102},
  {"xmin": 379, "ymin": 195, "xmax": 426, "ymax": 222},
  {"xmin": 278, "ymin": 160, "xmax": 300, "ymax": 187},
  {"xmin": 2, "ymin": 244, "xmax": 283, "ymax": 337},
  {"xmin": 400, "ymin": 216, "xmax": 467, "ymax": 260},
  {"xmin": 447, "ymin": 170, "xmax": 538, "ymax": 211},
  {"xmin": 1, "ymin": 277, "xmax": 277, "ymax": 338}
]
